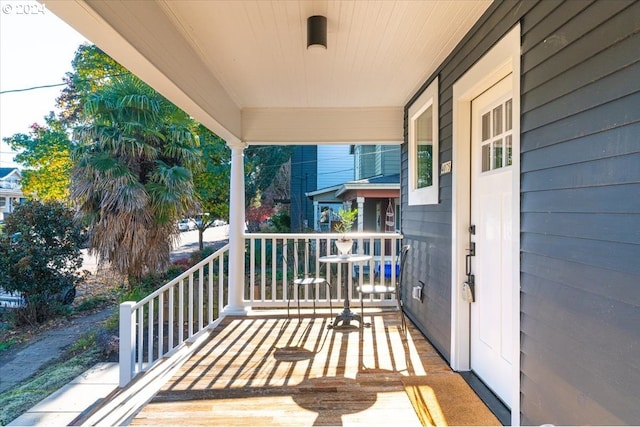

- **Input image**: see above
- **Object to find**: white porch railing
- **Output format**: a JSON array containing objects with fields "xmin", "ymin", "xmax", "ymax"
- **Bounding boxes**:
[
  {"xmin": 119, "ymin": 244, "xmax": 230, "ymax": 386},
  {"xmin": 244, "ymin": 232, "xmax": 404, "ymax": 308},
  {"xmin": 119, "ymin": 232, "xmax": 402, "ymax": 386}
]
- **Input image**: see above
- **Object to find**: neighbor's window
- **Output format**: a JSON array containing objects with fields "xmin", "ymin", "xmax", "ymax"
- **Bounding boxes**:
[{"xmin": 408, "ymin": 77, "xmax": 439, "ymax": 205}]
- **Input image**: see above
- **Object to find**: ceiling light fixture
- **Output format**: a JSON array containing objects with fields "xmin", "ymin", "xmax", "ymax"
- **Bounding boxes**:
[{"xmin": 307, "ymin": 15, "xmax": 327, "ymax": 50}]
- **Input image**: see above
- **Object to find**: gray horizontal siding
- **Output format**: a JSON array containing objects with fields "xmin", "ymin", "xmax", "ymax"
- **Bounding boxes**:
[
  {"xmin": 519, "ymin": 0, "xmax": 640, "ymax": 424},
  {"xmin": 402, "ymin": 0, "xmax": 640, "ymax": 424}
]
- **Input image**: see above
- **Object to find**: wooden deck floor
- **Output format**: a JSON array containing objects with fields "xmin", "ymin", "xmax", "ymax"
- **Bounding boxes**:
[{"xmin": 131, "ymin": 311, "xmax": 500, "ymax": 426}]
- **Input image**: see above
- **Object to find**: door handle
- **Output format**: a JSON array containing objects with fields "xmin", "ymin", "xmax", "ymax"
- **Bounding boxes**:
[
  {"xmin": 463, "ymin": 275, "xmax": 475, "ymax": 303},
  {"xmin": 464, "ymin": 238, "xmax": 475, "ymax": 303}
]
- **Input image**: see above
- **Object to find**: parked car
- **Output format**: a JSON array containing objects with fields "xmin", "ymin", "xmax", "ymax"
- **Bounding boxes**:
[
  {"xmin": 213, "ymin": 219, "xmax": 227, "ymax": 227},
  {"xmin": 178, "ymin": 218, "xmax": 197, "ymax": 231}
]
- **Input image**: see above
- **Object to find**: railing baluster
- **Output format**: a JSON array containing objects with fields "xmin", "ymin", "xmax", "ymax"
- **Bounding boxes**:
[
  {"xmin": 283, "ymin": 239, "xmax": 288, "ymax": 302},
  {"xmin": 148, "ymin": 298, "xmax": 154, "ymax": 365},
  {"xmin": 261, "ymin": 237, "xmax": 266, "ymax": 301},
  {"xmin": 178, "ymin": 279, "xmax": 184, "ymax": 343},
  {"xmin": 219, "ymin": 253, "xmax": 224, "ymax": 314},
  {"xmin": 168, "ymin": 286, "xmax": 174, "ymax": 350},
  {"xmin": 137, "ymin": 307, "xmax": 144, "ymax": 373},
  {"xmin": 158, "ymin": 292, "xmax": 164, "ymax": 359},
  {"xmin": 208, "ymin": 259, "xmax": 214, "ymax": 324},
  {"xmin": 198, "ymin": 265, "xmax": 204, "ymax": 331},
  {"xmin": 188, "ymin": 275, "xmax": 194, "ymax": 337},
  {"xmin": 250, "ymin": 237, "xmax": 255, "ymax": 302}
]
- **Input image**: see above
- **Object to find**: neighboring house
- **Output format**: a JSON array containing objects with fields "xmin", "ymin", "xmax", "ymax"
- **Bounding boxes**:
[
  {"xmin": 47, "ymin": 1, "xmax": 640, "ymax": 425},
  {"xmin": 0, "ymin": 168, "xmax": 23, "ymax": 222},
  {"xmin": 290, "ymin": 145, "xmax": 354, "ymax": 232},
  {"xmin": 0, "ymin": 140, "xmax": 21, "ymax": 170},
  {"xmin": 306, "ymin": 145, "xmax": 400, "ymax": 233}
]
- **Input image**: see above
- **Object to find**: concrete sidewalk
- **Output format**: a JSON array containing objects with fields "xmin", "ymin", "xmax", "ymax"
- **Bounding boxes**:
[
  {"xmin": 1, "ymin": 308, "xmax": 117, "ymax": 426},
  {"xmin": 8, "ymin": 362, "xmax": 119, "ymax": 426},
  {"xmin": 0, "ymin": 308, "xmax": 116, "ymax": 395}
]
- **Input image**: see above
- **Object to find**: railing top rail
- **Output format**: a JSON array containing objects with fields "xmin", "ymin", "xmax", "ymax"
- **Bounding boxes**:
[
  {"xmin": 133, "ymin": 243, "xmax": 230, "ymax": 309},
  {"xmin": 245, "ymin": 232, "xmax": 403, "ymax": 239}
]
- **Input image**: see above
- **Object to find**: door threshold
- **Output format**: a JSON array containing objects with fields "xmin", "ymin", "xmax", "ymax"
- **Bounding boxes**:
[{"xmin": 459, "ymin": 371, "xmax": 511, "ymax": 426}]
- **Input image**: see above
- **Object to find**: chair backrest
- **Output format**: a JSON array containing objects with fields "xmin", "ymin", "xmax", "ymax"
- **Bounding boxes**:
[
  {"xmin": 283, "ymin": 240, "xmax": 321, "ymax": 278},
  {"xmin": 396, "ymin": 245, "xmax": 411, "ymax": 300}
]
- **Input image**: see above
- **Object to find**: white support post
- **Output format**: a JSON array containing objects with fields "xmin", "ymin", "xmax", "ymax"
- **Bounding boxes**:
[
  {"xmin": 119, "ymin": 301, "xmax": 136, "ymax": 387},
  {"xmin": 313, "ymin": 200, "xmax": 319, "ymax": 231},
  {"xmin": 357, "ymin": 197, "xmax": 365, "ymax": 232},
  {"xmin": 224, "ymin": 139, "xmax": 249, "ymax": 315}
]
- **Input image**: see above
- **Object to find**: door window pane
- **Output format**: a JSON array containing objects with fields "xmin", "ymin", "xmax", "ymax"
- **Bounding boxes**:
[
  {"xmin": 493, "ymin": 105, "xmax": 503, "ymax": 135},
  {"xmin": 482, "ymin": 144, "xmax": 491, "ymax": 172},
  {"xmin": 505, "ymin": 99, "xmax": 512, "ymax": 131},
  {"xmin": 505, "ymin": 135, "xmax": 512, "ymax": 166},
  {"xmin": 493, "ymin": 139, "xmax": 503, "ymax": 169},
  {"xmin": 482, "ymin": 112, "xmax": 491, "ymax": 141}
]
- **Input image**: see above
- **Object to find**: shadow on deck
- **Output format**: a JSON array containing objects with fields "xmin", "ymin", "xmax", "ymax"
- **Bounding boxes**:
[{"xmin": 130, "ymin": 311, "xmax": 501, "ymax": 426}]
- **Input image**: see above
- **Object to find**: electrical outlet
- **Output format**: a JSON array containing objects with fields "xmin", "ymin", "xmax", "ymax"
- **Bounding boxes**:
[{"xmin": 412, "ymin": 280, "xmax": 425, "ymax": 303}]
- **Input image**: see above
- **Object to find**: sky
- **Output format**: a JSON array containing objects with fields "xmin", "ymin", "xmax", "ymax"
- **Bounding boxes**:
[{"xmin": 0, "ymin": 0, "xmax": 87, "ymax": 167}]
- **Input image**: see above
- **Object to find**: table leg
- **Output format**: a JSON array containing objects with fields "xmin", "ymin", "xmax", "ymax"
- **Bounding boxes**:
[{"xmin": 328, "ymin": 262, "xmax": 361, "ymax": 329}]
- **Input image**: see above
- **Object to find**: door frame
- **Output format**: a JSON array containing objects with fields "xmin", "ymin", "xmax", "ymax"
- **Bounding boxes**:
[{"xmin": 450, "ymin": 24, "xmax": 521, "ymax": 425}]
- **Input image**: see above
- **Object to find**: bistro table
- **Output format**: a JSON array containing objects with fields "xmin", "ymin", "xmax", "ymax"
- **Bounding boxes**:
[{"xmin": 319, "ymin": 254, "xmax": 372, "ymax": 328}]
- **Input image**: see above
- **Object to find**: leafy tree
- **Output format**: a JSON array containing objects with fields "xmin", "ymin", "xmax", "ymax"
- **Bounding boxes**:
[
  {"xmin": 2, "ymin": 45, "xmax": 126, "ymax": 204},
  {"xmin": 3, "ymin": 113, "xmax": 72, "ymax": 202},
  {"xmin": 244, "ymin": 146, "xmax": 293, "ymax": 231},
  {"xmin": 71, "ymin": 74, "xmax": 200, "ymax": 285},
  {"xmin": 244, "ymin": 145, "xmax": 293, "ymax": 209},
  {"xmin": 191, "ymin": 126, "xmax": 231, "ymax": 249},
  {"xmin": 0, "ymin": 200, "xmax": 84, "ymax": 325},
  {"xmin": 57, "ymin": 44, "xmax": 128, "ymax": 127},
  {"xmin": 246, "ymin": 160, "xmax": 292, "ymax": 232}
]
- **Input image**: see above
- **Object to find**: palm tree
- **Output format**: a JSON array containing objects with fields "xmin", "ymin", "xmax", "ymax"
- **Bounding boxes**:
[{"xmin": 71, "ymin": 75, "xmax": 200, "ymax": 285}]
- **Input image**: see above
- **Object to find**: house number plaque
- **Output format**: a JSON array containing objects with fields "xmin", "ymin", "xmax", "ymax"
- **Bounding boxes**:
[{"xmin": 440, "ymin": 161, "xmax": 452, "ymax": 175}]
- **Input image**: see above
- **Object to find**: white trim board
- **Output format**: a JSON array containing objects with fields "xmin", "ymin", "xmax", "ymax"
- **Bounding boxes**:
[{"xmin": 450, "ymin": 24, "xmax": 521, "ymax": 426}]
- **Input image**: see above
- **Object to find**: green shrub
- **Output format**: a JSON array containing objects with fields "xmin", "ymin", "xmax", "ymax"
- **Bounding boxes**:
[
  {"xmin": 0, "ymin": 201, "xmax": 84, "ymax": 325},
  {"xmin": 266, "ymin": 210, "xmax": 291, "ymax": 232},
  {"xmin": 190, "ymin": 246, "xmax": 216, "ymax": 264},
  {"xmin": 75, "ymin": 295, "xmax": 111, "ymax": 312},
  {"xmin": 166, "ymin": 264, "xmax": 187, "ymax": 279}
]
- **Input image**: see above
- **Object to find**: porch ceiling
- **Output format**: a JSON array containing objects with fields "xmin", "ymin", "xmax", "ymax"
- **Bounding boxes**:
[{"xmin": 45, "ymin": 0, "xmax": 490, "ymax": 145}]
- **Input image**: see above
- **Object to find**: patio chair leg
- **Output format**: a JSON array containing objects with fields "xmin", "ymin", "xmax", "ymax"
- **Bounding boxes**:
[
  {"xmin": 312, "ymin": 285, "xmax": 316, "ymax": 316},
  {"xmin": 397, "ymin": 300, "xmax": 407, "ymax": 335},
  {"xmin": 328, "ymin": 284, "xmax": 333, "ymax": 318}
]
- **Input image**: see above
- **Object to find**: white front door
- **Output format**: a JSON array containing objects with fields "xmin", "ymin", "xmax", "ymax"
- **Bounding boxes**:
[{"xmin": 470, "ymin": 74, "xmax": 514, "ymax": 406}]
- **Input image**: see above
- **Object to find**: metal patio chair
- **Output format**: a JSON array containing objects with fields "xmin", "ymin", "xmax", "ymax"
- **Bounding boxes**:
[
  {"xmin": 284, "ymin": 241, "xmax": 333, "ymax": 319},
  {"xmin": 357, "ymin": 244, "xmax": 410, "ymax": 333}
]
